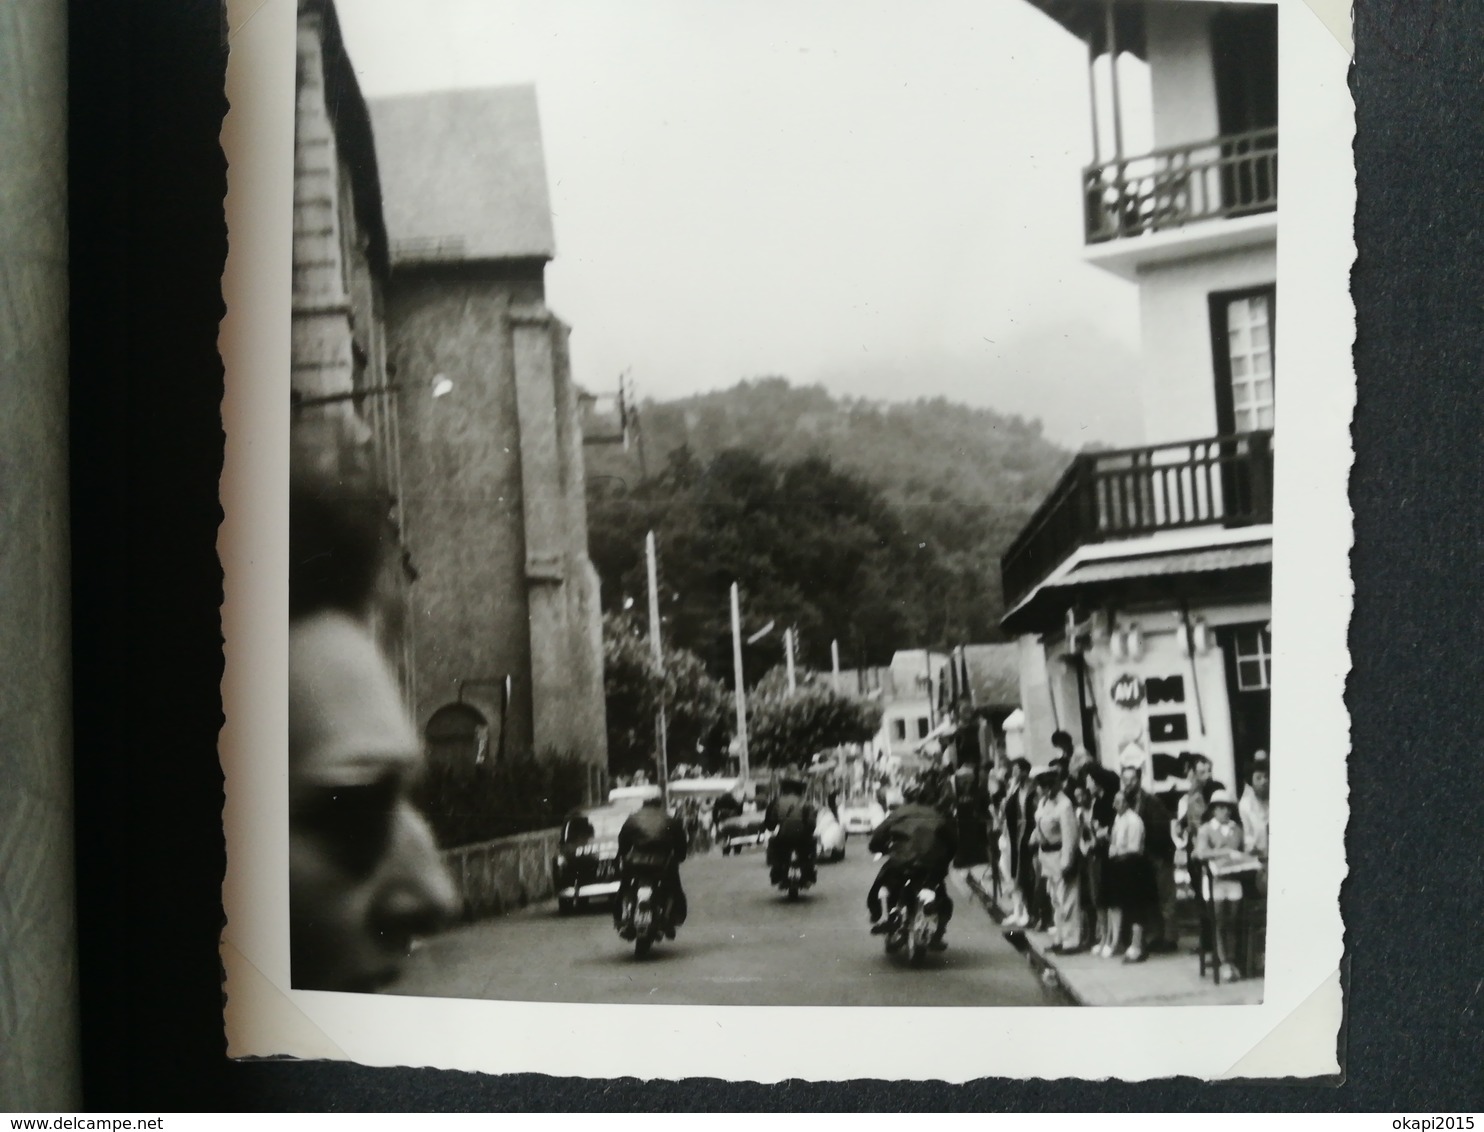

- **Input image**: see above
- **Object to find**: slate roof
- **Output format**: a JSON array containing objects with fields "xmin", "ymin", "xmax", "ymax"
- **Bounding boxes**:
[{"xmin": 368, "ymin": 85, "xmax": 556, "ymax": 266}]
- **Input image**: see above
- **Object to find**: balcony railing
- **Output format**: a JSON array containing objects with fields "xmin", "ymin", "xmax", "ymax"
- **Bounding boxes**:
[
  {"xmin": 1084, "ymin": 129, "xmax": 1278, "ymax": 244},
  {"xmin": 1001, "ymin": 431, "xmax": 1274, "ymax": 609}
]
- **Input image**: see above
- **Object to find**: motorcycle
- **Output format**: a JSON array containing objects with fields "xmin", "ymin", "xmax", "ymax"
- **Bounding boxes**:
[
  {"xmin": 878, "ymin": 871, "xmax": 944, "ymax": 966},
  {"xmin": 770, "ymin": 843, "xmax": 816, "ymax": 900},
  {"xmin": 615, "ymin": 855, "xmax": 675, "ymax": 957}
]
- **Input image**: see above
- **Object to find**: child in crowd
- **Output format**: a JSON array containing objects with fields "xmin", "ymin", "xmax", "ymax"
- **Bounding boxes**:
[{"xmin": 1194, "ymin": 789, "xmax": 1247, "ymax": 981}]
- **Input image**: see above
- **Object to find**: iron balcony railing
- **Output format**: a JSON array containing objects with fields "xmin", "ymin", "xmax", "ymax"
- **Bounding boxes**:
[
  {"xmin": 1001, "ymin": 430, "xmax": 1274, "ymax": 609},
  {"xmin": 1084, "ymin": 128, "xmax": 1278, "ymax": 244}
]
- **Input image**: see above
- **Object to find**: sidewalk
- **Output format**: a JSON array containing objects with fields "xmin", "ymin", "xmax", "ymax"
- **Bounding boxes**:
[{"xmin": 960, "ymin": 867, "xmax": 1264, "ymax": 1007}]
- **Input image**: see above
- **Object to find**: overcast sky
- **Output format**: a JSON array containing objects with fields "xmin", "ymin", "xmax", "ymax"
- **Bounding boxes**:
[{"xmin": 338, "ymin": 0, "xmax": 1155, "ymax": 447}]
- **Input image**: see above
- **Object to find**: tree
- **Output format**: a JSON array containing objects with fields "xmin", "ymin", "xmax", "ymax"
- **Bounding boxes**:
[
  {"xmin": 745, "ymin": 672, "xmax": 883, "ymax": 769},
  {"xmin": 584, "ymin": 377, "xmax": 1073, "ymax": 645},
  {"xmin": 601, "ymin": 612, "xmax": 733, "ymax": 778}
]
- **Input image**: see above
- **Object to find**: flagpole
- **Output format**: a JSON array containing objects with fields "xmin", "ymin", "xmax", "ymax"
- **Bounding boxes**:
[
  {"xmin": 646, "ymin": 532, "xmax": 669, "ymax": 804},
  {"xmin": 731, "ymin": 583, "xmax": 750, "ymax": 784}
]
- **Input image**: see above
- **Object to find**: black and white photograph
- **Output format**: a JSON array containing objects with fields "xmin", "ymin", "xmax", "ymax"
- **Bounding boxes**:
[{"xmin": 223, "ymin": 0, "xmax": 1351, "ymax": 1080}]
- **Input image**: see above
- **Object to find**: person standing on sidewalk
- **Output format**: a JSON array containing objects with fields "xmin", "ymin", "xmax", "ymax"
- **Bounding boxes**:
[
  {"xmin": 1239, "ymin": 752, "xmax": 1270, "ymax": 863},
  {"xmin": 1103, "ymin": 787, "xmax": 1156, "ymax": 961},
  {"xmin": 1033, "ymin": 764, "xmax": 1083, "ymax": 953},
  {"xmin": 1001, "ymin": 758, "xmax": 1035, "ymax": 928},
  {"xmin": 1118, "ymin": 743, "xmax": 1178, "ymax": 953},
  {"xmin": 952, "ymin": 765, "xmax": 990, "ymax": 871},
  {"xmin": 1194, "ymin": 789, "xmax": 1248, "ymax": 981}
]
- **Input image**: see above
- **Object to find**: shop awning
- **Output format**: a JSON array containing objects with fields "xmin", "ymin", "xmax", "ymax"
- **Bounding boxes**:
[
  {"xmin": 1049, "ymin": 542, "xmax": 1271, "ymax": 587},
  {"xmin": 1002, "ymin": 539, "xmax": 1272, "ymax": 635}
]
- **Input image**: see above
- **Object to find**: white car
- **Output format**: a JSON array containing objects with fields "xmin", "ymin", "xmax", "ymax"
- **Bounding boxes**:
[
  {"xmin": 814, "ymin": 806, "xmax": 847, "ymax": 862},
  {"xmin": 838, "ymin": 798, "xmax": 886, "ymax": 837}
]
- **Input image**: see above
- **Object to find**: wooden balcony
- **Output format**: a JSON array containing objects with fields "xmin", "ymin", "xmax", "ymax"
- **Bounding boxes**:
[
  {"xmin": 1084, "ymin": 129, "xmax": 1278, "ymax": 244},
  {"xmin": 1001, "ymin": 431, "xmax": 1274, "ymax": 609}
]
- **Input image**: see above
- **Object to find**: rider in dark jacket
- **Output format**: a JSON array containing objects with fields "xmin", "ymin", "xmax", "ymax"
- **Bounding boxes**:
[
  {"xmin": 866, "ymin": 781, "xmax": 959, "ymax": 948},
  {"xmin": 615, "ymin": 795, "xmax": 689, "ymax": 937},
  {"xmin": 764, "ymin": 768, "xmax": 818, "ymax": 886}
]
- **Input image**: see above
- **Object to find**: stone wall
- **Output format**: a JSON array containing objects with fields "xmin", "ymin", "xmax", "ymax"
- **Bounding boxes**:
[
  {"xmin": 442, "ymin": 828, "xmax": 562, "ymax": 920},
  {"xmin": 387, "ymin": 270, "xmax": 609, "ymax": 782},
  {"xmin": 387, "ymin": 272, "xmax": 538, "ymax": 756}
]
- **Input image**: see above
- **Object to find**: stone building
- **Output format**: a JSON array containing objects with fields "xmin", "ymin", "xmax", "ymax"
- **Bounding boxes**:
[
  {"xmin": 369, "ymin": 86, "xmax": 608, "ymax": 795},
  {"xmin": 289, "ymin": 0, "xmax": 415, "ymax": 695},
  {"xmin": 290, "ymin": 0, "xmax": 608, "ymax": 803}
]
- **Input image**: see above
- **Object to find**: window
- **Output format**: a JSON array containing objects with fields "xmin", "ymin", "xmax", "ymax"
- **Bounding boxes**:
[
  {"xmin": 1233, "ymin": 625, "xmax": 1272, "ymax": 691},
  {"xmin": 892, "ymin": 718, "xmax": 907, "ymax": 742},
  {"xmin": 1226, "ymin": 295, "xmax": 1275, "ymax": 431},
  {"xmin": 1211, "ymin": 286, "xmax": 1276, "ymax": 435},
  {"xmin": 916, "ymin": 717, "xmax": 930, "ymax": 740}
]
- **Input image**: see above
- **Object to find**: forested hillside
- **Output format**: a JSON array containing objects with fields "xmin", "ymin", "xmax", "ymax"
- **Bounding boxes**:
[{"xmin": 584, "ymin": 378, "xmax": 1073, "ymax": 678}]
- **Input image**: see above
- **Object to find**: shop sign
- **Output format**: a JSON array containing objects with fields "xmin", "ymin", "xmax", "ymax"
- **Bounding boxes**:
[{"xmin": 1110, "ymin": 673, "xmax": 1144, "ymax": 709}]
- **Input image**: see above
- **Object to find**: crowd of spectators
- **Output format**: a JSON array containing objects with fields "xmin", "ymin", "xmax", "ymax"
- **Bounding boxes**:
[{"xmin": 964, "ymin": 733, "xmax": 1270, "ymax": 982}]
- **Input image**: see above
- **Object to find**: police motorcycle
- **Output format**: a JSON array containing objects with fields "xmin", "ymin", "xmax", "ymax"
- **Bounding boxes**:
[
  {"xmin": 764, "ymin": 766, "xmax": 819, "ymax": 901},
  {"xmin": 773, "ymin": 843, "xmax": 815, "ymax": 901},
  {"xmin": 614, "ymin": 848, "xmax": 677, "ymax": 958},
  {"xmin": 875, "ymin": 865, "xmax": 945, "ymax": 966}
]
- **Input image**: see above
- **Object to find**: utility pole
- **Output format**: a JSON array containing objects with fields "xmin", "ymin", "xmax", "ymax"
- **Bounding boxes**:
[
  {"xmin": 785, "ymin": 626, "xmax": 797, "ymax": 693},
  {"xmin": 646, "ymin": 532, "xmax": 668, "ymax": 803},
  {"xmin": 831, "ymin": 638, "xmax": 841, "ymax": 694},
  {"xmin": 924, "ymin": 648, "xmax": 937, "ymax": 730},
  {"xmin": 730, "ymin": 583, "xmax": 750, "ymax": 785}
]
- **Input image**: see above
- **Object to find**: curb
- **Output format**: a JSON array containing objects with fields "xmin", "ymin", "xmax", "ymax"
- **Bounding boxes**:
[{"xmin": 963, "ymin": 868, "xmax": 1087, "ymax": 1007}]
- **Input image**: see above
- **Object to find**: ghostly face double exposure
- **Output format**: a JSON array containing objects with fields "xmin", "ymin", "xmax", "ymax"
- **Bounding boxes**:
[{"xmin": 288, "ymin": 612, "xmax": 457, "ymax": 992}]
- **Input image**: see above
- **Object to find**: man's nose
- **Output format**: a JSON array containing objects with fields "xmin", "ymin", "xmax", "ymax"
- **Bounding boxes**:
[{"xmin": 374, "ymin": 804, "xmax": 460, "ymax": 938}]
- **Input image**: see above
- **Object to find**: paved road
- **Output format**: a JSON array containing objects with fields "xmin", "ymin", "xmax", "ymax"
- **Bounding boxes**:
[{"xmin": 390, "ymin": 839, "xmax": 1053, "ymax": 1006}]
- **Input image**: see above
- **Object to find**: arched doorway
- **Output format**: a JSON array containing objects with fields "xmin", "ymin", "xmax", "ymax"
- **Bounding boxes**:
[{"xmin": 424, "ymin": 702, "xmax": 490, "ymax": 769}]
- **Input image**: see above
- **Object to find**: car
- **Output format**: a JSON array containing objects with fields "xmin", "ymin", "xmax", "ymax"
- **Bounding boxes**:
[
  {"xmin": 716, "ymin": 808, "xmax": 769, "ymax": 855},
  {"xmin": 814, "ymin": 805, "xmax": 847, "ymax": 862},
  {"xmin": 838, "ymin": 797, "xmax": 886, "ymax": 836},
  {"xmin": 607, "ymin": 783, "xmax": 662, "ymax": 805},
  {"xmin": 553, "ymin": 801, "xmax": 641, "ymax": 913}
]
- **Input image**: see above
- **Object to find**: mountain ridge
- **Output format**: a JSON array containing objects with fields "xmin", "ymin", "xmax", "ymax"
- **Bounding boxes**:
[{"xmin": 584, "ymin": 377, "xmax": 1075, "ymax": 651}]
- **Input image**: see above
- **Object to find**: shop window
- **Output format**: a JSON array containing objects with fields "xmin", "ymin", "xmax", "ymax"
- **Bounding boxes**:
[{"xmin": 1233, "ymin": 625, "xmax": 1273, "ymax": 691}]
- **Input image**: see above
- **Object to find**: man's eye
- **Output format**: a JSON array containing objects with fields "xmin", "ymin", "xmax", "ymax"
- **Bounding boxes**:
[{"xmin": 298, "ymin": 781, "xmax": 398, "ymax": 876}]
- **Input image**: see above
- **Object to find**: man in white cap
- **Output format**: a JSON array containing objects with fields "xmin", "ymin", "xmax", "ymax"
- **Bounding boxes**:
[{"xmin": 1032, "ymin": 763, "xmax": 1083, "ymax": 953}]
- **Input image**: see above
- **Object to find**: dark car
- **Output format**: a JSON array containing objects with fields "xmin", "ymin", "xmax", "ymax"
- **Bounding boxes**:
[{"xmin": 553, "ymin": 801, "xmax": 641, "ymax": 913}]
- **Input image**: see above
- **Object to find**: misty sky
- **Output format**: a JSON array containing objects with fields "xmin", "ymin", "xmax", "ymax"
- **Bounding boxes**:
[{"xmin": 338, "ymin": 0, "xmax": 1156, "ymax": 447}]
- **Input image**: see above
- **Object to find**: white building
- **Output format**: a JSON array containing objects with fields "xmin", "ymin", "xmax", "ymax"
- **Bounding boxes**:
[
  {"xmin": 835, "ymin": 649, "xmax": 951, "ymax": 763},
  {"xmin": 1003, "ymin": 0, "xmax": 1275, "ymax": 795},
  {"xmin": 836, "ymin": 646, "xmax": 1022, "ymax": 766}
]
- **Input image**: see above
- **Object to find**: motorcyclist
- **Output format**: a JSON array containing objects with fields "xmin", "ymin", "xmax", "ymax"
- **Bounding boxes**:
[
  {"xmin": 614, "ymin": 793, "xmax": 689, "ymax": 939},
  {"xmin": 866, "ymin": 778, "xmax": 959, "ymax": 950},
  {"xmin": 764, "ymin": 766, "xmax": 818, "ymax": 887}
]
